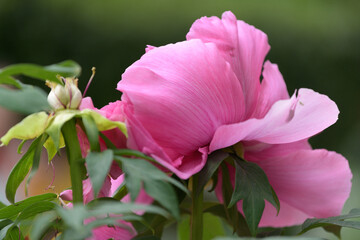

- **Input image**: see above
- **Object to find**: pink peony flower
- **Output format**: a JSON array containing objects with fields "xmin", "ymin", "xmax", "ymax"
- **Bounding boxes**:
[{"xmin": 117, "ymin": 11, "xmax": 352, "ymax": 226}]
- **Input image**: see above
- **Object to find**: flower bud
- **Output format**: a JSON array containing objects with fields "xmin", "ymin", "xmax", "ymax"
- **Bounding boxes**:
[{"xmin": 46, "ymin": 77, "xmax": 82, "ymax": 110}]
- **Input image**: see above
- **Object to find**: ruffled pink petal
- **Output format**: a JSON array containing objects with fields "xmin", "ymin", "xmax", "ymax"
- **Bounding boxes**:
[
  {"xmin": 124, "ymin": 106, "xmax": 206, "ymax": 179},
  {"xmin": 253, "ymin": 149, "xmax": 352, "ymax": 219},
  {"xmin": 187, "ymin": 11, "xmax": 270, "ymax": 118},
  {"xmin": 118, "ymin": 39, "xmax": 245, "ymax": 178},
  {"xmin": 252, "ymin": 61, "xmax": 289, "ymax": 118},
  {"xmin": 99, "ymin": 101, "xmax": 125, "ymax": 122},
  {"xmin": 210, "ymin": 88, "xmax": 339, "ymax": 151}
]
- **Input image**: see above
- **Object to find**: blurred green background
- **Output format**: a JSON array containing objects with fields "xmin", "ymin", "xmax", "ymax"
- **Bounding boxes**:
[{"xmin": 0, "ymin": 0, "xmax": 359, "ymax": 239}]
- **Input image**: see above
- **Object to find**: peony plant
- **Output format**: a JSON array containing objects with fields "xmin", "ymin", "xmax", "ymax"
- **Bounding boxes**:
[{"xmin": 0, "ymin": 11, "xmax": 357, "ymax": 240}]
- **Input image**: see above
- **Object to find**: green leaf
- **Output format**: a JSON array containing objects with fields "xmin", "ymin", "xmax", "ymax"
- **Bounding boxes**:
[
  {"xmin": 196, "ymin": 151, "xmax": 228, "ymax": 197},
  {"xmin": 229, "ymin": 156, "xmax": 279, "ymax": 236},
  {"xmin": 4, "ymin": 225, "xmax": 24, "ymax": 240},
  {"xmin": 26, "ymin": 134, "xmax": 48, "ymax": 195},
  {"xmin": 220, "ymin": 164, "xmax": 251, "ymax": 236},
  {"xmin": 113, "ymin": 149, "xmax": 153, "ymax": 161},
  {"xmin": 57, "ymin": 202, "xmax": 169, "ymax": 234},
  {"xmin": 5, "ymin": 138, "xmax": 41, "ymax": 203},
  {"xmin": 0, "ymin": 219, "xmax": 12, "ymax": 230},
  {"xmin": 30, "ymin": 211, "xmax": 58, "ymax": 240},
  {"xmin": 0, "ymin": 112, "xmax": 50, "ymax": 146},
  {"xmin": 0, "ymin": 193, "xmax": 57, "ymax": 220},
  {"xmin": 115, "ymin": 157, "xmax": 188, "ymax": 219},
  {"xmin": 14, "ymin": 201, "xmax": 56, "ymax": 224},
  {"xmin": 203, "ymin": 202, "xmax": 251, "ymax": 237},
  {"xmin": 86, "ymin": 150, "xmax": 114, "ymax": 197},
  {"xmin": 0, "ymin": 75, "xmax": 21, "ymax": 88},
  {"xmin": 82, "ymin": 114, "xmax": 100, "ymax": 151},
  {"xmin": 43, "ymin": 134, "xmax": 65, "ymax": 162},
  {"xmin": 300, "ymin": 208, "xmax": 360, "ymax": 237},
  {"xmin": 178, "ymin": 213, "xmax": 226, "ymax": 240},
  {"xmin": 0, "ymin": 60, "xmax": 81, "ymax": 83},
  {"xmin": 115, "ymin": 156, "xmax": 188, "ymax": 195},
  {"xmin": 0, "ymin": 83, "xmax": 50, "ymax": 114},
  {"xmin": 0, "ymin": 202, "xmax": 5, "ymax": 210},
  {"xmin": 143, "ymin": 179, "xmax": 179, "ymax": 220},
  {"xmin": 322, "ymin": 224, "xmax": 341, "ymax": 239},
  {"xmin": 112, "ymin": 181, "xmax": 128, "ymax": 200}
]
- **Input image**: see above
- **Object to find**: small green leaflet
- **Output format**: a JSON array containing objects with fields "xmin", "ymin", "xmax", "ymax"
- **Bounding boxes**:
[
  {"xmin": 0, "ymin": 60, "xmax": 81, "ymax": 84},
  {"xmin": 300, "ymin": 208, "xmax": 360, "ymax": 238},
  {"xmin": 0, "ymin": 83, "xmax": 50, "ymax": 114},
  {"xmin": 5, "ymin": 137, "xmax": 42, "ymax": 203},
  {"xmin": 228, "ymin": 155, "xmax": 280, "ymax": 236},
  {"xmin": 196, "ymin": 151, "xmax": 228, "ymax": 197},
  {"xmin": 114, "ymin": 155, "xmax": 189, "ymax": 220},
  {"xmin": 0, "ymin": 111, "xmax": 49, "ymax": 146},
  {"xmin": 0, "ymin": 193, "xmax": 57, "ymax": 219},
  {"xmin": 86, "ymin": 150, "xmax": 114, "ymax": 197}
]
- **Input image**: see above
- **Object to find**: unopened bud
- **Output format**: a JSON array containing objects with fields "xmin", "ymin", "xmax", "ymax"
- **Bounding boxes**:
[{"xmin": 46, "ymin": 77, "xmax": 82, "ymax": 110}]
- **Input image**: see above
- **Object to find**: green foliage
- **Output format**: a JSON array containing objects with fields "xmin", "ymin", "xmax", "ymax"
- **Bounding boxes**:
[
  {"xmin": 86, "ymin": 150, "xmax": 114, "ymax": 197},
  {"xmin": 0, "ymin": 112, "xmax": 49, "ymax": 146},
  {"xmin": 196, "ymin": 151, "xmax": 228, "ymax": 197},
  {"xmin": 0, "ymin": 83, "xmax": 50, "ymax": 114},
  {"xmin": 228, "ymin": 155, "xmax": 280, "ymax": 236},
  {"xmin": 0, "ymin": 193, "xmax": 57, "ymax": 220},
  {"xmin": 0, "ymin": 60, "xmax": 81, "ymax": 84},
  {"xmin": 5, "ymin": 137, "xmax": 42, "ymax": 203},
  {"xmin": 114, "ymin": 155, "xmax": 189, "ymax": 220},
  {"xmin": 300, "ymin": 208, "xmax": 360, "ymax": 237}
]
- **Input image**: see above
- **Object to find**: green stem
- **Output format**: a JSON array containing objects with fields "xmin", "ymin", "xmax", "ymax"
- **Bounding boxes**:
[
  {"xmin": 190, "ymin": 174, "xmax": 203, "ymax": 240},
  {"xmin": 62, "ymin": 119, "xmax": 84, "ymax": 204}
]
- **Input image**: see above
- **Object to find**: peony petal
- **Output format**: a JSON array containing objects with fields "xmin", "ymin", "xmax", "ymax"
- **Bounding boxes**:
[
  {"xmin": 79, "ymin": 97, "xmax": 96, "ymax": 110},
  {"xmin": 252, "ymin": 61, "xmax": 289, "ymax": 118},
  {"xmin": 124, "ymin": 106, "xmax": 207, "ymax": 179},
  {"xmin": 210, "ymin": 88, "xmax": 339, "ymax": 151},
  {"xmin": 118, "ymin": 39, "xmax": 244, "ymax": 178},
  {"xmin": 259, "ymin": 200, "xmax": 310, "ymax": 227},
  {"xmin": 187, "ymin": 11, "xmax": 270, "ymax": 117},
  {"xmin": 86, "ymin": 218, "xmax": 135, "ymax": 240},
  {"xmin": 253, "ymin": 149, "xmax": 352, "ymax": 219},
  {"xmin": 243, "ymin": 140, "xmax": 311, "ymax": 160},
  {"xmin": 100, "ymin": 101, "xmax": 125, "ymax": 122}
]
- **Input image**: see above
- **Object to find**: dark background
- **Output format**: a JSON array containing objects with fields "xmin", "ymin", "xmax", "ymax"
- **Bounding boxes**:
[{"xmin": 0, "ymin": 0, "xmax": 359, "ymax": 238}]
